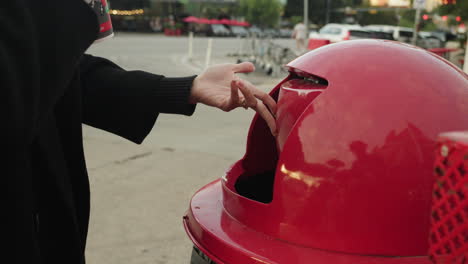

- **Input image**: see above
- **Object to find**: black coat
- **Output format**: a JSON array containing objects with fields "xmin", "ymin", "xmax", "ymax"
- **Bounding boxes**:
[{"xmin": 1, "ymin": 1, "xmax": 196, "ymax": 263}]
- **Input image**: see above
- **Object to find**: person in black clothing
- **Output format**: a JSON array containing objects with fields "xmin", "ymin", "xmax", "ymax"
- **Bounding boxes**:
[{"xmin": 1, "ymin": 0, "xmax": 277, "ymax": 263}]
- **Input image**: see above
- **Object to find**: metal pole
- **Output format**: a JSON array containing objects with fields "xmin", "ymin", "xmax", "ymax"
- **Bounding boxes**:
[
  {"xmin": 326, "ymin": 0, "xmax": 331, "ymax": 24},
  {"xmin": 188, "ymin": 31, "xmax": 194, "ymax": 61},
  {"xmin": 464, "ymin": 32, "xmax": 468, "ymax": 73},
  {"xmin": 411, "ymin": 7, "xmax": 421, "ymax": 46},
  {"xmin": 205, "ymin": 38, "xmax": 213, "ymax": 69},
  {"xmin": 304, "ymin": 0, "xmax": 309, "ymax": 29},
  {"xmin": 236, "ymin": 36, "xmax": 243, "ymax": 56}
]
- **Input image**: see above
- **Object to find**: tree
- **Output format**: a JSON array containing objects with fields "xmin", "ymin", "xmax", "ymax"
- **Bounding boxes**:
[
  {"xmin": 437, "ymin": 1, "xmax": 468, "ymax": 22},
  {"xmin": 238, "ymin": 0, "xmax": 283, "ymax": 28}
]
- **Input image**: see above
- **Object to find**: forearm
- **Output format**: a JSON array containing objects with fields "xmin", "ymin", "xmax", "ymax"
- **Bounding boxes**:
[{"xmin": 80, "ymin": 54, "xmax": 196, "ymax": 143}]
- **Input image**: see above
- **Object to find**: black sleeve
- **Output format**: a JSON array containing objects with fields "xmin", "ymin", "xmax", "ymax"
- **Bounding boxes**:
[
  {"xmin": 79, "ymin": 54, "xmax": 197, "ymax": 144},
  {"xmin": 0, "ymin": 0, "xmax": 42, "ymax": 261}
]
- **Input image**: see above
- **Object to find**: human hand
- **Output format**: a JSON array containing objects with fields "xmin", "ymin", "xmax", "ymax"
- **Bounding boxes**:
[{"xmin": 189, "ymin": 62, "xmax": 277, "ymax": 136}]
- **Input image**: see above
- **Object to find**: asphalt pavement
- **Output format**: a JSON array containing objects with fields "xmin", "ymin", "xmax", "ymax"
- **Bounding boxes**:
[{"xmin": 84, "ymin": 33, "xmax": 291, "ymax": 264}]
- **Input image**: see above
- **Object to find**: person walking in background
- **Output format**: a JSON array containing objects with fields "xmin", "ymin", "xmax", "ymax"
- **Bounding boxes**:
[{"xmin": 292, "ymin": 21, "xmax": 308, "ymax": 54}]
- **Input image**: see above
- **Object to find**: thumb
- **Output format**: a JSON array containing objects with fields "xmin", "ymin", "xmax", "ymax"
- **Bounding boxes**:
[{"xmin": 232, "ymin": 62, "xmax": 255, "ymax": 74}]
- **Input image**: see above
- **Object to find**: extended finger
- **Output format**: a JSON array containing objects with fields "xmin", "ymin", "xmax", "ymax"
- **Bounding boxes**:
[
  {"xmin": 241, "ymin": 79, "xmax": 277, "ymax": 115},
  {"xmin": 232, "ymin": 62, "xmax": 255, "ymax": 74},
  {"xmin": 228, "ymin": 80, "xmax": 242, "ymax": 111},
  {"xmin": 255, "ymin": 100, "xmax": 278, "ymax": 136},
  {"xmin": 237, "ymin": 80, "xmax": 258, "ymax": 109}
]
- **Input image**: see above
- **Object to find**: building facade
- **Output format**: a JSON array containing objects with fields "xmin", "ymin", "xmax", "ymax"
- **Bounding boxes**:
[{"xmin": 369, "ymin": 0, "xmax": 442, "ymax": 11}]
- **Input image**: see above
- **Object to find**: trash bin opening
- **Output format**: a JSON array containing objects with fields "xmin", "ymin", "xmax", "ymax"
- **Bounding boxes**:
[
  {"xmin": 228, "ymin": 78, "xmax": 283, "ymax": 204},
  {"xmin": 231, "ymin": 72, "xmax": 328, "ymax": 204},
  {"xmin": 289, "ymin": 70, "xmax": 329, "ymax": 87},
  {"xmin": 234, "ymin": 170, "xmax": 276, "ymax": 203},
  {"xmin": 291, "ymin": 73, "xmax": 328, "ymax": 87}
]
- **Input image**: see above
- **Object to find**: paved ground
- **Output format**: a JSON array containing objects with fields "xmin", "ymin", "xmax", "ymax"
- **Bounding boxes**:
[{"xmin": 84, "ymin": 33, "xmax": 292, "ymax": 264}]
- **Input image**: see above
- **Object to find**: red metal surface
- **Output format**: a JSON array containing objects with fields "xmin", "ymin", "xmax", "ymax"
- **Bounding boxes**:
[
  {"xmin": 429, "ymin": 132, "xmax": 468, "ymax": 264},
  {"xmin": 185, "ymin": 40, "xmax": 468, "ymax": 263},
  {"xmin": 184, "ymin": 179, "xmax": 432, "ymax": 264},
  {"xmin": 276, "ymin": 78, "xmax": 326, "ymax": 152},
  {"xmin": 307, "ymin": 39, "xmax": 331, "ymax": 50}
]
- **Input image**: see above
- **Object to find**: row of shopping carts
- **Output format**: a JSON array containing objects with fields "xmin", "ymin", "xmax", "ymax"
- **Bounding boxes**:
[
  {"xmin": 229, "ymin": 36, "xmax": 298, "ymax": 77},
  {"xmin": 230, "ymin": 37, "xmax": 465, "ymax": 76}
]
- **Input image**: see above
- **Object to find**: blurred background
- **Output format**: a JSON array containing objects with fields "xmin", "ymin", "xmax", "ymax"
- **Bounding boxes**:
[
  {"xmin": 108, "ymin": 0, "xmax": 464, "ymax": 36},
  {"xmin": 105, "ymin": 0, "xmax": 467, "ymax": 68}
]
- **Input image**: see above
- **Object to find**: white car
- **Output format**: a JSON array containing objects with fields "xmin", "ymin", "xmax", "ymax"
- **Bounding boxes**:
[
  {"xmin": 309, "ymin": 23, "xmax": 362, "ymax": 43},
  {"xmin": 364, "ymin": 25, "xmax": 442, "ymax": 49},
  {"xmin": 230, "ymin": 26, "xmax": 249, "ymax": 37},
  {"xmin": 363, "ymin": 25, "xmax": 414, "ymax": 42}
]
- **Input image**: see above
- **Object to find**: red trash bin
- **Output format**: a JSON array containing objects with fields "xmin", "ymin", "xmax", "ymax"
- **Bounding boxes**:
[{"xmin": 184, "ymin": 40, "xmax": 468, "ymax": 264}]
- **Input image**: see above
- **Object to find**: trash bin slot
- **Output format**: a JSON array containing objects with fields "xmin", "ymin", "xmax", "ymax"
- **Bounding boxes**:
[
  {"xmin": 231, "ymin": 72, "xmax": 328, "ymax": 204},
  {"xmin": 289, "ymin": 70, "xmax": 328, "ymax": 88},
  {"xmin": 235, "ymin": 170, "xmax": 275, "ymax": 203}
]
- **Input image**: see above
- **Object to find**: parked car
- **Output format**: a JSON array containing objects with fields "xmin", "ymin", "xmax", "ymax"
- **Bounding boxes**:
[
  {"xmin": 363, "ymin": 25, "xmax": 442, "ymax": 49},
  {"xmin": 431, "ymin": 30, "xmax": 457, "ymax": 43},
  {"xmin": 348, "ymin": 29, "xmax": 394, "ymax": 40},
  {"xmin": 263, "ymin": 28, "xmax": 279, "ymax": 38},
  {"xmin": 363, "ymin": 24, "xmax": 398, "ymax": 34},
  {"xmin": 419, "ymin": 31, "xmax": 444, "ymax": 49},
  {"xmin": 230, "ymin": 26, "xmax": 249, "ymax": 37},
  {"xmin": 363, "ymin": 25, "xmax": 415, "ymax": 43},
  {"xmin": 207, "ymin": 24, "xmax": 231, "ymax": 37},
  {"xmin": 309, "ymin": 23, "xmax": 362, "ymax": 43},
  {"xmin": 279, "ymin": 28, "xmax": 293, "ymax": 38},
  {"xmin": 248, "ymin": 26, "xmax": 264, "ymax": 37}
]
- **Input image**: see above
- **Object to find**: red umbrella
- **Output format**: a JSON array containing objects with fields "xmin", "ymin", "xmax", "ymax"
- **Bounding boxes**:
[
  {"xmin": 197, "ymin": 18, "xmax": 211, "ymax": 24},
  {"xmin": 209, "ymin": 19, "xmax": 221, "ymax": 24},
  {"xmin": 238, "ymin": 21, "xmax": 251, "ymax": 27},
  {"xmin": 230, "ymin": 20, "xmax": 244, "ymax": 26},
  {"xmin": 183, "ymin": 16, "xmax": 199, "ymax": 23},
  {"xmin": 219, "ymin": 18, "xmax": 232, "ymax": 25}
]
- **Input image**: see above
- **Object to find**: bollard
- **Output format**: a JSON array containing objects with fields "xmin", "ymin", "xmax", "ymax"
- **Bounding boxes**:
[
  {"xmin": 204, "ymin": 38, "xmax": 213, "ymax": 69},
  {"xmin": 188, "ymin": 32, "xmax": 194, "ymax": 61},
  {"xmin": 236, "ymin": 36, "xmax": 241, "ymax": 56}
]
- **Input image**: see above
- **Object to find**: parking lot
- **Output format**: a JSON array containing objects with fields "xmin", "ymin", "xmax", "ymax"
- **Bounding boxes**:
[{"xmin": 84, "ymin": 33, "xmax": 285, "ymax": 264}]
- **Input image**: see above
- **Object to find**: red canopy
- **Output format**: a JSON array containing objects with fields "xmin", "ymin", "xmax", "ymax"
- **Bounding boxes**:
[
  {"xmin": 197, "ymin": 18, "xmax": 211, "ymax": 24},
  {"xmin": 227, "ymin": 20, "xmax": 250, "ymax": 27},
  {"xmin": 190, "ymin": 17, "xmax": 250, "ymax": 26},
  {"xmin": 236, "ymin": 21, "xmax": 250, "ymax": 27},
  {"xmin": 183, "ymin": 16, "xmax": 199, "ymax": 23},
  {"xmin": 219, "ymin": 18, "xmax": 232, "ymax": 25},
  {"xmin": 241, "ymin": 21, "xmax": 251, "ymax": 27},
  {"xmin": 209, "ymin": 19, "xmax": 221, "ymax": 24}
]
